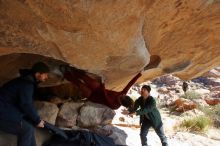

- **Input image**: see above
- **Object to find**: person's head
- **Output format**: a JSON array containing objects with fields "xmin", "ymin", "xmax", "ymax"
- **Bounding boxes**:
[
  {"xmin": 31, "ymin": 62, "xmax": 50, "ymax": 82},
  {"xmin": 120, "ymin": 95, "xmax": 134, "ymax": 109},
  {"xmin": 141, "ymin": 85, "xmax": 151, "ymax": 98}
]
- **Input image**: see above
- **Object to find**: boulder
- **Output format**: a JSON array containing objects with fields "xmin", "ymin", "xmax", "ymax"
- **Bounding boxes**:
[
  {"xmin": 192, "ymin": 77, "xmax": 220, "ymax": 87},
  {"xmin": 192, "ymin": 99, "xmax": 209, "ymax": 107},
  {"xmin": 210, "ymin": 86, "xmax": 220, "ymax": 92},
  {"xmin": 211, "ymin": 92, "xmax": 220, "ymax": 99},
  {"xmin": 0, "ymin": 0, "xmax": 150, "ymax": 90},
  {"xmin": 174, "ymin": 98, "xmax": 197, "ymax": 112},
  {"xmin": 77, "ymin": 102, "xmax": 115, "ymax": 128},
  {"xmin": 203, "ymin": 68, "xmax": 220, "ymax": 78},
  {"xmin": 205, "ymin": 98, "xmax": 220, "ymax": 106},
  {"xmin": 102, "ymin": 125, "xmax": 128, "ymax": 146},
  {"xmin": 194, "ymin": 88, "xmax": 210, "ymax": 95},
  {"xmin": 34, "ymin": 101, "xmax": 59, "ymax": 125},
  {"xmin": 0, "ymin": 0, "xmax": 220, "ymax": 90},
  {"xmin": 56, "ymin": 102, "xmax": 84, "ymax": 128},
  {"xmin": 153, "ymin": 75, "xmax": 180, "ymax": 86},
  {"xmin": 157, "ymin": 87, "xmax": 170, "ymax": 94}
]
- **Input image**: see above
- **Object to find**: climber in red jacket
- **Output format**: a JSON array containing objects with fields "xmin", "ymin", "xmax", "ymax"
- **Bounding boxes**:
[{"xmin": 60, "ymin": 65, "xmax": 141, "ymax": 110}]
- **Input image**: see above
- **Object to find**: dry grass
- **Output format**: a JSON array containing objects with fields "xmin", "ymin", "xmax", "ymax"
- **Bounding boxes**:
[
  {"xmin": 181, "ymin": 91, "xmax": 201, "ymax": 99},
  {"xmin": 179, "ymin": 116, "xmax": 213, "ymax": 132}
]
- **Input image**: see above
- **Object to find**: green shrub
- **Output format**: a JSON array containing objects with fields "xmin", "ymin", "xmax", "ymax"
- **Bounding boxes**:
[
  {"xmin": 213, "ymin": 104, "xmax": 220, "ymax": 117},
  {"xmin": 199, "ymin": 104, "xmax": 220, "ymax": 128},
  {"xmin": 181, "ymin": 91, "xmax": 201, "ymax": 99},
  {"xmin": 179, "ymin": 116, "xmax": 213, "ymax": 132},
  {"xmin": 199, "ymin": 104, "xmax": 220, "ymax": 117}
]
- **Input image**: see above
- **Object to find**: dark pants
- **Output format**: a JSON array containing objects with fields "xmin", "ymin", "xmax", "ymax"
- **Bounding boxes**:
[
  {"xmin": 140, "ymin": 119, "xmax": 168, "ymax": 146},
  {"xmin": 0, "ymin": 119, "xmax": 36, "ymax": 146}
]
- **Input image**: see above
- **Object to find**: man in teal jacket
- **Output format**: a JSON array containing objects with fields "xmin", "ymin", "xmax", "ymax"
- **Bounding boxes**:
[{"xmin": 122, "ymin": 85, "xmax": 168, "ymax": 146}]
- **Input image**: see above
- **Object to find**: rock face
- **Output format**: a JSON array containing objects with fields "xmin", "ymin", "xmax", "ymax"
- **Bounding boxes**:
[
  {"xmin": 153, "ymin": 75, "xmax": 180, "ymax": 86},
  {"xmin": 142, "ymin": 0, "xmax": 220, "ymax": 81},
  {"xmin": 77, "ymin": 102, "xmax": 116, "ymax": 128},
  {"xmin": 205, "ymin": 98, "xmax": 220, "ymax": 106},
  {"xmin": 0, "ymin": 0, "xmax": 149, "ymax": 90},
  {"xmin": 0, "ymin": 0, "xmax": 220, "ymax": 90},
  {"xmin": 37, "ymin": 82, "xmax": 80, "ymax": 100},
  {"xmin": 102, "ymin": 125, "xmax": 128, "ymax": 146},
  {"xmin": 56, "ymin": 102, "xmax": 84, "ymax": 128},
  {"xmin": 203, "ymin": 67, "xmax": 220, "ymax": 78},
  {"xmin": 192, "ymin": 76, "xmax": 220, "ymax": 87},
  {"xmin": 174, "ymin": 98, "xmax": 197, "ymax": 112},
  {"xmin": 34, "ymin": 101, "xmax": 59, "ymax": 125}
]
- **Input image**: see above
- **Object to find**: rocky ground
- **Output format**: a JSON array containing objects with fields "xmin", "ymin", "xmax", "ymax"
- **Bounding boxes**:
[
  {"xmin": 111, "ymin": 67, "xmax": 220, "ymax": 146},
  {"xmin": 112, "ymin": 107, "xmax": 220, "ymax": 146}
]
